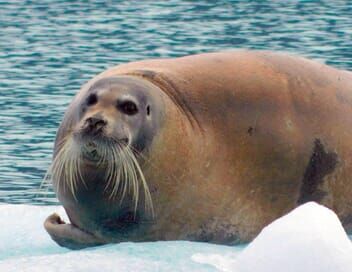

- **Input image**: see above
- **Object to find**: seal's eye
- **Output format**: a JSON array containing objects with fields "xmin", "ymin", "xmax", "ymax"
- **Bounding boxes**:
[
  {"xmin": 117, "ymin": 100, "xmax": 139, "ymax": 115},
  {"xmin": 87, "ymin": 93, "xmax": 98, "ymax": 106}
]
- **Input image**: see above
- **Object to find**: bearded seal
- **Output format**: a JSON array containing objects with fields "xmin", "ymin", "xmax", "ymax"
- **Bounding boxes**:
[{"xmin": 44, "ymin": 50, "xmax": 352, "ymax": 249}]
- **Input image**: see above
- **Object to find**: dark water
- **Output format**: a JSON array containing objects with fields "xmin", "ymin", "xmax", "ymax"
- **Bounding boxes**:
[{"xmin": 1, "ymin": 0, "xmax": 351, "ymax": 205}]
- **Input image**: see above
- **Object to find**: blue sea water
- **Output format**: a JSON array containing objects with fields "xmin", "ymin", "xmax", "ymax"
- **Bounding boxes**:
[{"xmin": 0, "ymin": 0, "xmax": 352, "ymax": 205}]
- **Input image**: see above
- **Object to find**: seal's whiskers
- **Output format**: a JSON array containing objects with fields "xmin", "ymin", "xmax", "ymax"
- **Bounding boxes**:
[
  {"xmin": 124, "ymin": 146, "xmax": 154, "ymax": 217},
  {"xmin": 103, "ymin": 141, "xmax": 154, "ymax": 218},
  {"xmin": 44, "ymin": 137, "xmax": 82, "ymax": 200},
  {"xmin": 44, "ymin": 135, "xmax": 154, "ymax": 218}
]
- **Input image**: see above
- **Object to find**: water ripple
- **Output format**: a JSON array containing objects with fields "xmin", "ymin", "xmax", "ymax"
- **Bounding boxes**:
[{"xmin": 0, "ymin": 0, "xmax": 351, "ymax": 204}]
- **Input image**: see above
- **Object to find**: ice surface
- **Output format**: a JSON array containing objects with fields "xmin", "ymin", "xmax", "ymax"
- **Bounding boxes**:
[
  {"xmin": 194, "ymin": 202, "xmax": 352, "ymax": 272},
  {"xmin": 0, "ymin": 204, "xmax": 241, "ymax": 271},
  {"xmin": 1, "ymin": 202, "xmax": 352, "ymax": 272},
  {"xmin": 0, "ymin": 204, "xmax": 69, "ymax": 260}
]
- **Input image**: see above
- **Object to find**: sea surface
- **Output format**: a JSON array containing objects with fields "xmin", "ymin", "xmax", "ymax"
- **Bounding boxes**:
[{"xmin": 1, "ymin": 0, "xmax": 352, "ymax": 205}]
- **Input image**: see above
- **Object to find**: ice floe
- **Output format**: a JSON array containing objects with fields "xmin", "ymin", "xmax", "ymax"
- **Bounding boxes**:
[
  {"xmin": 1, "ymin": 202, "xmax": 351, "ymax": 271},
  {"xmin": 193, "ymin": 202, "xmax": 352, "ymax": 272},
  {"xmin": 0, "ymin": 204, "xmax": 239, "ymax": 271}
]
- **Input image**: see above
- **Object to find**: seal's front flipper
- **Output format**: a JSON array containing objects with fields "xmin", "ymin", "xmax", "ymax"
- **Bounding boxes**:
[{"xmin": 44, "ymin": 213, "xmax": 106, "ymax": 250}]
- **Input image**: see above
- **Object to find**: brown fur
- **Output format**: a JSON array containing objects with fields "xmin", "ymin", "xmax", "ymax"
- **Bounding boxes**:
[
  {"xmin": 45, "ymin": 50, "xmax": 352, "ymax": 247},
  {"xmin": 102, "ymin": 50, "xmax": 352, "ymax": 240}
]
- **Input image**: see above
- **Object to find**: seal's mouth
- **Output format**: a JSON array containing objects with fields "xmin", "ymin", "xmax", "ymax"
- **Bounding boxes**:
[
  {"xmin": 73, "ymin": 125, "xmax": 123, "ymax": 161},
  {"xmin": 82, "ymin": 141, "xmax": 101, "ymax": 162},
  {"xmin": 80, "ymin": 137, "xmax": 129, "ymax": 161}
]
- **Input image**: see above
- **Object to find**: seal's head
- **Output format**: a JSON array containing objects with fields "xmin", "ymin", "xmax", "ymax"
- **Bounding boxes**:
[
  {"xmin": 77, "ymin": 76, "xmax": 160, "ymax": 159},
  {"xmin": 45, "ymin": 76, "xmax": 166, "ymax": 247}
]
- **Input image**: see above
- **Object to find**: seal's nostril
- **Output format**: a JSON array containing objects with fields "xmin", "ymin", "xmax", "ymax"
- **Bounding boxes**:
[{"xmin": 85, "ymin": 117, "xmax": 107, "ymax": 128}]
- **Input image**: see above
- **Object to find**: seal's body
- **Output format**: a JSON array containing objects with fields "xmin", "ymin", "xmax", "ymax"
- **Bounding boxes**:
[{"xmin": 45, "ymin": 51, "xmax": 352, "ymax": 249}]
